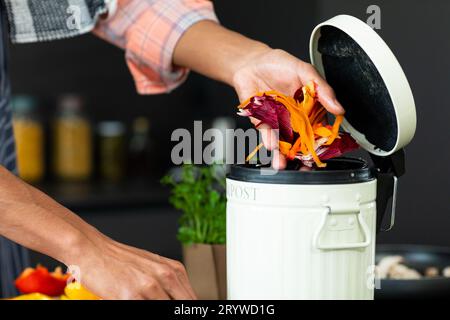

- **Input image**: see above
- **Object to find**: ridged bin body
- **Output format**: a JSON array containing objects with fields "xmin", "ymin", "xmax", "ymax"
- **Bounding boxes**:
[{"xmin": 226, "ymin": 178, "xmax": 377, "ymax": 300}]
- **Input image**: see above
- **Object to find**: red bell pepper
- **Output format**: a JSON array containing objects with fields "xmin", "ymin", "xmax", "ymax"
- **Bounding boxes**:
[{"xmin": 15, "ymin": 265, "xmax": 69, "ymax": 296}]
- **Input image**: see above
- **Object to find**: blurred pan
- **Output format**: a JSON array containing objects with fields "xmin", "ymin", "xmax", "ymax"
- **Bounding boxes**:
[{"xmin": 375, "ymin": 244, "xmax": 450, "ymax": 299}]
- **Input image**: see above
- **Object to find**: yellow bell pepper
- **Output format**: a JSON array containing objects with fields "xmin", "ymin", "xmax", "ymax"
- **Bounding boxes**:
[
  {"xmin": 10, "ymin": 293, "xmax": 52, "ymax": 300},
  {"xmin": 64, "ymin": 282, "xmax": 99, "ymax": 300}
]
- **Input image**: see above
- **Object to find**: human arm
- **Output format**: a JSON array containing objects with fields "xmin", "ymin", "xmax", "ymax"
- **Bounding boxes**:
[{"xmin": 0, "ymin": 166, "xmax": 195, "ymax": 299}]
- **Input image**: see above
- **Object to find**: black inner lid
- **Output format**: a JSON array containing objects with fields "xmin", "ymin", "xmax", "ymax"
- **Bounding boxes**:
[
  {"xmin": 318, "ymin": 26, "xmax": 398, "ymax": 152},
  {"xmin": 228, "ymin": 158, "xmax": 374, "ymax": 185}
]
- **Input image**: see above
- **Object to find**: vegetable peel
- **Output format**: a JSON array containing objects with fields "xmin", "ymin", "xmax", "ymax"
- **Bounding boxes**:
[{"xmin": 238, "ymin": 82, "xmax": 358, "ymax": 167}]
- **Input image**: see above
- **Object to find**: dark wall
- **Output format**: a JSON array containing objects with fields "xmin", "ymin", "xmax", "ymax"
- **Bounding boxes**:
[{"xmin": 8, "ymin": 0, "xmax": 450, "ymax": 252}]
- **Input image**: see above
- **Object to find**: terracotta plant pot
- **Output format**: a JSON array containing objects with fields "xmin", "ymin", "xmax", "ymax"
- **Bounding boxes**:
[{"xmin": 183, "ymin": 244, "xmax": 226, "ymax": 300}]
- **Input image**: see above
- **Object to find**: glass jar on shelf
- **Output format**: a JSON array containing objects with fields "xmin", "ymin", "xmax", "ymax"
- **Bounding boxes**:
[
  {"xmin": 53, "ymin": 95, "xmax": 92, "ymax": 181},
  {"xmin": 128, "ymin": 117, "xmax": 152, "ymax": 178},
  {"xmin": 97, "ymin": 121, "xmax": 126, "ymax": 182},
  {"xmin": 12, "ymin": 95, "xmax": 45, "ymax": 183}
]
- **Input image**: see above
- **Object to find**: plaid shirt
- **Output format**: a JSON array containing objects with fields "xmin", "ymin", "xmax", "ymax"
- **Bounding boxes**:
[
  {"xmin": 94, "ymin": 0, "xmax": 218, "ymax": 94},
  {"xmin": 4, "ymin": 0, "xmax": 113, "ymax": 42}
]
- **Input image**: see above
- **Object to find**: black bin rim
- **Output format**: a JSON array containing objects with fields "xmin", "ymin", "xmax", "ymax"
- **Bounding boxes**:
[{"xmin": 227, "ymin": 157, "xmax": 375, "ymax": 185}]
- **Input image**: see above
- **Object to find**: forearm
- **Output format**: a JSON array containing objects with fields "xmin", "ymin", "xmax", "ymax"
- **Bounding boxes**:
[
  {"xmin": 0, "ymin": 166, "xmax": 100, "ymax": 265},
  {"xmin": 173, "ymin": 21, "xmax": 270, "ymax": 87}
]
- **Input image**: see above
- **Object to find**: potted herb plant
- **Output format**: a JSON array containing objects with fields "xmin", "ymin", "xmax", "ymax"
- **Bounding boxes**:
[{"xmin": 162, "ymin": 164, "xmax": 226, "ymax": 300}]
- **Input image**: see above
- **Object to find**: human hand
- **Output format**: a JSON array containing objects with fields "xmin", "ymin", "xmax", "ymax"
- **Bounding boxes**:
[
  {"xmin": 232, "ymin": 47, "xmax": 345, "ymax": 169},
  {"xmin": 72, "ymin": 238, "xmax": 196, "ymax": 300}
]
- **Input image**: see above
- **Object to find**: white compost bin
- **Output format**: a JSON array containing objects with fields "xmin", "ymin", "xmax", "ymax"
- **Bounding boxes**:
[{"xmin": 226, "ymin": 15, "xmax": 417, "ymax": 300}]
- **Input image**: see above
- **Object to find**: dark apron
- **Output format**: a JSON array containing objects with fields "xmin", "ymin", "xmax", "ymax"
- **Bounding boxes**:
[{"xmin": 0, "ymin": 2, "xmax": 30, "ymax": 298}]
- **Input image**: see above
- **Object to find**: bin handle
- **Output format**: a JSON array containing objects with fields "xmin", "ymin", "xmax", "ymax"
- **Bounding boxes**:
[{"xmin": 313, "ymin": 207, "xmax": 371, "ymax": 250}]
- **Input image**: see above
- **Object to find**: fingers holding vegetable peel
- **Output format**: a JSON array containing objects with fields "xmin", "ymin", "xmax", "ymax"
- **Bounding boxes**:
[
  {"xmin": 271, "ymin": 148, "xmax": 287, "ymax": 170},
  {"xmin": 250, "ymin": 118, "xmax": 278, "ymax": 151},
  {"xmin": 249, "ymin": 118, "xmax": 287, "ymax": 170},
  {"xmin": 296, "ymin": 61, "xmax": 345, "ymax": 115},
  {"xmin": 238, "ymin": 83, "xmax": 358, "ymax": 168}
]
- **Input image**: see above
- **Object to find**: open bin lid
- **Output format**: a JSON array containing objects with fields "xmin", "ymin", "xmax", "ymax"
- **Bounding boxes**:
[{"xmin": 309, "ymin": 15, "xmax": 416, "ymax": 157}]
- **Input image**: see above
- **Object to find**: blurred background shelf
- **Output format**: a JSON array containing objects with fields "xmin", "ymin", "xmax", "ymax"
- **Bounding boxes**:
[{"xmin": 35, "ymin": 180, "xmax": 170, "ymax": 211}]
